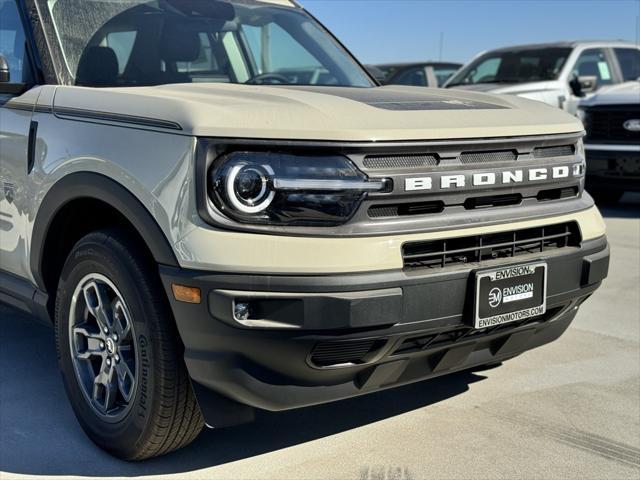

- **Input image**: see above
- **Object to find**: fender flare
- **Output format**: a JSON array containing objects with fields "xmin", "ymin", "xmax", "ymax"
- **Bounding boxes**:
[{"xmin": 30, "ymin": 172, "xmax": 180, "ymax": 290}]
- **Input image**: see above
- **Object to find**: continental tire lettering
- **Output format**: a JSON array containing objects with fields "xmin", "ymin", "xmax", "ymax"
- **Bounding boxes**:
[{"xmin": 138, "ymin": 334, "xmax": 150, "ymax": 418}]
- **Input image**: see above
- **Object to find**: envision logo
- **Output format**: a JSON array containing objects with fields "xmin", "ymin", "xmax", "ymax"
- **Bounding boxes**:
[
  {"xmin": 488, "ymin": 288, "xmax": 502, "ymax": 308},
  {"xmin": 623, "ymin": 119, "xmax": 640, "ymax": 132},
  {"xmin": 405, "ymin": 164, "xmax": 582, "ymax": 191}
]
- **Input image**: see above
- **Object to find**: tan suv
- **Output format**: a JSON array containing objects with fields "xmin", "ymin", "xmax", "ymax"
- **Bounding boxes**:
[{"xmin": 0, "ymin": 0, "xmax": 609, "ymax": 460}]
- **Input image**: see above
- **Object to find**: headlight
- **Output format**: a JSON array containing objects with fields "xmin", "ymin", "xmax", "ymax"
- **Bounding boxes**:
[
  {"xmin": 226, "ymin": 163, "xmax": 276, "ymax": 214},
  {"xmin": 209, "ymin": 152, "xmax": 388, "ymax": 226}
]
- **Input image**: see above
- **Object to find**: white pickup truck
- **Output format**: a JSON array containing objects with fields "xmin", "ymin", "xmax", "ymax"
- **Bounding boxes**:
[{"xmin": 445, "ymin": 41, "xmax": 640, "ymax": 113}]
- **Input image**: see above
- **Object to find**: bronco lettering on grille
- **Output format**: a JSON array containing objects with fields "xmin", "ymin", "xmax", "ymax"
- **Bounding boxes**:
[{"xmin": 405, "ymin": 164, "xmax": 582, "ymax": 192}]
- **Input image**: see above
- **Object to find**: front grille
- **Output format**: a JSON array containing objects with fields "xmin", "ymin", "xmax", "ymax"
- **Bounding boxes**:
[
  {"xmin": 534, "ymin": 145, "xmax": 575, "ymax": 158},
  {"xmin": 310, "ymin": 339, "xmax": 384, "ymax": 367},
  {"xmin": 363, "ymin": 154, "xmax": 439, "ymax": 170},
  {"xmin": 460, "ymin": 150, "xmax": 517, "ymax": 164},
  {"xmin": 586, "ymin": 106, "xmax": 640, "ymax": 143},
  {"xmin": 402, "ymin": 222, "xmax": 581, "ymax": 270}
]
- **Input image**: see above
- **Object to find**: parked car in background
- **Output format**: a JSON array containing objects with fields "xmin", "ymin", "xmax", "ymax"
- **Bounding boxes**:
[
  {"xmin": 445, "ymin": 41, "xmax": 640, "ymax": 113},
  {"xmin": 578, "ymin": 81, "xmax": 640, "ymax": 204},
  {"xmin": 375, "ymin": 62, "xmax": 462, "ymax": 87}
]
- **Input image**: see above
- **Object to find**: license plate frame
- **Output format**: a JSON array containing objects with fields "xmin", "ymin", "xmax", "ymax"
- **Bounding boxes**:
[{"xmin": 474, "ymin": 261, "xmax": 547, "ymax": 329}]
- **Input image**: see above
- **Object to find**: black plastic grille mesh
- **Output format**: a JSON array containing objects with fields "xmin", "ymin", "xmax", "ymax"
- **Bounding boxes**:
[
  {"xmin": 587, "ymin": 106, "xmax": 640, "ymax": 143},
  {"xmin": 459, "ymin": 150, "xmax": 517, "ymax": 164},
  {"xmin": 310, "ymin": 339, "xmax": 379, "ymax": 367},
  {"xmin": 533, "ymin": 145, "xmax": 575, "ymax": 158},
  {"xmin": 368, "ymin": 201, "xmax": 445, "ymax": 218},
  {"xmin": 363, "ymin": 154, "xmax": 439, "ymax": 169},
  {"xmin": 402, "ymin": 222, "xmax": 581, "ymax": 270}
]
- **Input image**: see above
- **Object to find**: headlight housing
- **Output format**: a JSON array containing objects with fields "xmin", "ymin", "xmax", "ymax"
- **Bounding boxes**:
[{"xmin": 208, "ymin": 152, "xmax": 388, "ymax": 226}]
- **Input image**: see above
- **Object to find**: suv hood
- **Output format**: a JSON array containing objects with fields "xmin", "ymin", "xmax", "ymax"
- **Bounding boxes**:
[
  {"xmin": 580, "ymin": 81, "xmax": 640, "ymax": 107},
  {"xmin": 51, "ymin": 84, "xmax": 582, "ymax": 141}
]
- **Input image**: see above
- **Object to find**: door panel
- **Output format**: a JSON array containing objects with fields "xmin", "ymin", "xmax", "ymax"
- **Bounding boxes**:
[
  {"xmin": 0, "ymin": 102, "xmax": 32, "ymax": 277},
  {"xmin": 0, "ymin": 0, "xmax": 34, "ymax": 278}
]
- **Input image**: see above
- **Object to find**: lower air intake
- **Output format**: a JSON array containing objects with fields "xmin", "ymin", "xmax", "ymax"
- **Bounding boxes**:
[{"xmin": 310, "ymin": 339, "xmax": 384, "ymax": 368}]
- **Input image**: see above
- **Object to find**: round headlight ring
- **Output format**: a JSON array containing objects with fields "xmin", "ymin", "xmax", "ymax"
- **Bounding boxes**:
[{"xmin": 226, "ymin": 163, "xmax": 275, "ymax": 214}]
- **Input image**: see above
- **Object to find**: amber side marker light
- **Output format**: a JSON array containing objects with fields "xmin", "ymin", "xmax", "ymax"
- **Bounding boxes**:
[{"xmin": 172, "ymin": 284, "xmax": 202, "ymax": 304}]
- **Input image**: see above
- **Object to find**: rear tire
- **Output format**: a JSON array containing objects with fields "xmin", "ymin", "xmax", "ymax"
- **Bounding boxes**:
[{"xmin": 55, "ymin": 228, "xmax": 204, "ymax": 460}]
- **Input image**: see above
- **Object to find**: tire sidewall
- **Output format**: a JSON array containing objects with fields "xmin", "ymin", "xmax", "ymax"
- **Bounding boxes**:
[{"xmin": 56, "ymin": 237, "xmax": 158, "ymax": 455}]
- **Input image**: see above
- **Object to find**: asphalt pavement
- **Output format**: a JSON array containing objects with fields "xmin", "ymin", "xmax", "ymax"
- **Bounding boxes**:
[{"xmin": 1, "ymin": 194, "xmax": 639, "ymax": 480}]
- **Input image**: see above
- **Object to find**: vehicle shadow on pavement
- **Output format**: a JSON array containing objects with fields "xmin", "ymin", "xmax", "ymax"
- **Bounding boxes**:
[
  {"xmin": 0, "ymin": 305, "xmax": 486, "ymax": 477},
  {"xmin": 597, "ymin": 193, "xmax": 640, "ymax": 219}
]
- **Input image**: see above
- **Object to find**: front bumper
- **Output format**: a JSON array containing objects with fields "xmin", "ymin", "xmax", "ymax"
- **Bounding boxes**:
[
  {"xmin": 585, "ymin": 145, "xmax": 640, "ymax": 192},
  {"xmin": 160, "ymin": 235, "xmax": 609, "ymax": 416}
]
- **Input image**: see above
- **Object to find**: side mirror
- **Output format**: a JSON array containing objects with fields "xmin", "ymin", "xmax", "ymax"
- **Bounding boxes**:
[
  {"xmin": 0, "ymin": 54, "xmax": 10, "ymax": 83},
  {"xmin": 569, "ymin": 74, "xmax": 598, "ymax": 97},
  {"xmin": 0, "ymin": 54, "xmax": 27, "ymax": 95}
]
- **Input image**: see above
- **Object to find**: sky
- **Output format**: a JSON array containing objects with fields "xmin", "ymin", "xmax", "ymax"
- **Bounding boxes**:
[{"xmin": 301, "ymin": 0, "xmax": 640, "ymax": 65}]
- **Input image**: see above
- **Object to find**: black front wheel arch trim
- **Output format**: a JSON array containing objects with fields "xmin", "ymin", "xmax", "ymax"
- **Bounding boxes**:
[{"xmin": 30, "ymin": 172, "xmax": 180, "ymax": 291}]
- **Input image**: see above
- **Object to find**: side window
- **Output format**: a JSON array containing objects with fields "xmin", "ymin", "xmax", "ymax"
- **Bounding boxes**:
[
  {"xmin": 175, "ymin": 33, "xmax": 216, "ymax": 74},
  {"xmin": 573, "ymin": 49, "xmax": 614, "ymax": 87},
  {"xmin": 614, "ymin": 48, "xmax": 640, "ymax": 81},
  {"xmin": 393, "ymin": 67, "xmax": 427, "ymax": 86},
  {"xmin": 104, "ymin": 31, "xmax": 137, "ymax": 75},
  {"xmin": 0, "ymin": 0, "xmax": 30, "ymax": 83}
]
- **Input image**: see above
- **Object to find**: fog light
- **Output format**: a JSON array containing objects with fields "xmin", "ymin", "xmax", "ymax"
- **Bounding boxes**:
[{"xmin": 234, "ymin": 302, "xmax": 251, "ymax": 321}]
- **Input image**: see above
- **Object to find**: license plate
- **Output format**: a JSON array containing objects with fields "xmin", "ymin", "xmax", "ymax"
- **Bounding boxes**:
[{"xmin": 474, "ymin": 262, "xmax": 547, "ymax": 329}]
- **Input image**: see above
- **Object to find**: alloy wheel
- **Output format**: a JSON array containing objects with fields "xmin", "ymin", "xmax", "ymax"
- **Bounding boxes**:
[{"xmin": 68, "ymin": 273, "xmax": 138, "ymax": 422}]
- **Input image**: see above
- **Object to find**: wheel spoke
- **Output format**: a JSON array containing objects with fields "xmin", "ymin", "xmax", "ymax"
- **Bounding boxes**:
[
  {"xmin": 72, "ymin": 326, "xmax": 104, "ymax": 360},
  {"xmin": 92, "ymin": 366, "xmax": 117, "ymax": 414},
  {"xmin": 115, "ymin": 360, "xmax": 135, "ymax": 402},
  {"xmin": 83, "ymin": 281, "xmax": 113, "ymax": 332},
  {"xmin": 112, "ymin": 300, "xmax": 131, "ymax": 340}
]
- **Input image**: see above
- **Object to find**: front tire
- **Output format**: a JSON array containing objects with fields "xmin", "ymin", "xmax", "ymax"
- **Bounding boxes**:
[{"xmin": 55, "ymin": 228, "xmax": 203, "ymax": 460}]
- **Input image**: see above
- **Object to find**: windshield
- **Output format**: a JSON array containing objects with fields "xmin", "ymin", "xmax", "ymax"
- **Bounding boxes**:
[
  {"xmin": 39, "ymin": 0, "xmax": 374, "ymax": 88},
  {"xmin": 447, "ymin": 47, "xmax": 572, "ymax": 87}
]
